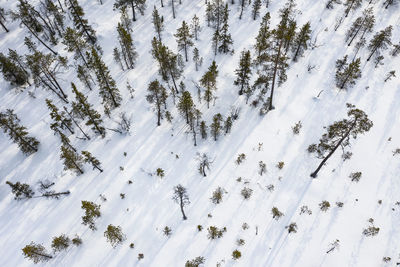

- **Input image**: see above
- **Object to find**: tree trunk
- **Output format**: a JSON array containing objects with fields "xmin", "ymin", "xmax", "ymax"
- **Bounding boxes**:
[
  {"xmin": 0, "ymin": 19, "xmax": 9, "ymax": 32},
  {"xmin": 161, "ymin": 0, "xmax": 164, "ymax": 7},
  {"xmin": 172, "ymin": 0, "xmax": 176, "ymax": 19},
  {"xmin": 68, "ymin": 0, "xmax": 96, "ymax": 44},
  {"xmin": 269, "ymin": 39, "xmax": 283, "ymax": 111},
  {"xmin": 22, "ymin": 21, "xmax": 58, "ymax": 55},
  {"xmin": 239, "ymin": 0, "xmax": 245, "ymax": 19},
  {"xmin": 131, "ymin": 1, "xmax": 136, "ymax": 21},
  {"xmin": 366, "ymin": 45, "xmax": 378, "ymax": 61},
  {"xmin": 179, "ymin": 197, "xmax": 187, "ymax": 220},
  {"xmin": 63, "ymin": 106, "xmax": 91, "ymax": 140},
  {"xmin": 157, "ymin": 106, "xmax": 161, "ymax": 126},
  {"xmin": 344, "ymin": 0, "xmax": 355, "ymax": 17},
  {"xmin": 92, "ymin": 163, "xmax": 103, "ymax": 172}
]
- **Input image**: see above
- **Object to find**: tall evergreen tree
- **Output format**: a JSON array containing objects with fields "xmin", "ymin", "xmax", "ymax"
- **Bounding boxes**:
[
  {"xmin": 190, "ymin": 14, "xmax": 201, "ymax": 40},
  {"xmin": 174, "ymin": 20, "xmax": 194, "ymax": 62},
  {"xmin": 344, "ymin": 0, "xmax": 363, "ymax": 17},
  {"xmin": 46, "ymin": 99, "xmax": 74, "ymax": 134},
  {"xmin": 77, "ymin": 64, "xmax": 95, "ymax": 91},
  {"xmin": 383, "ymin": 0, "xmax": 399, "ymax": 9},
  {"xmin": 218, "ymin": 4, "xmax": 233, "ymax": 54},
  {"xmin": 62, "ymin": 27, "xmax": 90, "ymax": 68},
  {"xmin": 326, "ymin": 0, "xmax": 341, "ymax": 9},
  {"xmin": 66, "ymin": 0, "xmax": 97, "ymax": 44},
  {"xmin": 254, "ymin": 12, "xmax": 271, "ymax": 64},
  {"xmin": 0, "ymin": 109, "xmax": 39, "ymax": 155},
  {"xmin": 146, "ymin": 80, "xmax": 168, "ymax": 126},
  {"xmin": 234, "ymin": 50, "xmax": 252, "ymax": 95},
  {"xmin": 152, "ymin": 6, "xmax": 164, "ymax": 41},
  {"xmin": 192, "ymin": 47, "xmax": 202, "ymax": 71},
  {"xmin": 177, "ymin": 90, "xmax": 195, "ymax": 124},
  {"xmin": 239, "ymin": 0, "xmax": 250, "ymax": 20},
  {"xmin": 210, "ymin": 113, "xmax": 223, "ymax": 141},
  {"xmin": 88, "ymin": 47, "xmax": 122, "ymax": 111},
  {"xmin": 335, "ymin": 55, "xmax": 361, "ymax": 90},
  {"xmin": 6, "ymin": 181, "xmax": 35, "ymax": 200},
  {"xmin": 71, "ymin": 82, "xmax": 105, "ymax": 137},
  {"xmin": 114, "ymin": 0, "xmax": 147, "ymax": 22},
  {"xmin": 116, "ymin": 23, "xmax": 137, "ymax": 69},
  {"xmin": 252, "ymin": 0, "xmax": 262, "ymax": 20},
  {"xmin": 200, "ymin": 61, "xmax": 218, "ymax": 108},
  {"xmin": 366, "ymin": 26, "xmax": 392, "ymax": 62},
  {"xmin": 8, "ymin": 49, "xmax": 31, "ymax": 85},
  {"xmin": 309, "ymin": 104, "xmax": 373, "ymax": 178},
  {"xmin": 22, "ymin": 242, "xmax": 52, "ymax": 264},
  {"xmin": 292, "ymin": 22, "xmax": 311, "ymax": 61},
  {"xmin": 82, "ymin": 150, "xmax": 103, "ymax": 172},
  {"xmin": 60, "ymin": 144, "xmax": 84, "ymax": 174},
  {"xmin": 346, "ymin": 8, "xmax": 375, "ymax": 47},
  {"xmin": 0, "ymin": 53, "xmax": 30, "ymax": 86}
]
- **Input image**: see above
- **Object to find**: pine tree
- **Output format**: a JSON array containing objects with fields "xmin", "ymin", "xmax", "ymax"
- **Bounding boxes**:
[
  {"xmin": 178, "ymin": 91, "xmax": 195, "ymax": 124},
  {"xmin": 190, "ymin": 14, "xmax": 201, "ymax": 40},
  {"xmin": 200, "ymin": 121, "xmax": 208, "ymax": 139},
  {"xmin": 88, "ymin": 47, "xmax": 122, "ymax": 111},
  {"xmin": 210, "ymin": 113, "xmax": 223, "ymax": 141},
  {"xmin": 104, "ymin": 224, "xmax": 126, "ymax": 248},
  {"xmin": 212, "ymin": 29, "xmax": 220, "ymax": 56},
  {"xmin": 309, "ymin": 104, "xmax": 373, "ymax": 178},
  {"xmin": 192, "ymin": 47, "xmax": 203, "ymax": 71},
  {"xmin": 117, "ymin": 23, "xmax": 137, "ymax": 69},
  {"xmin": 113, "ymin": 47, "xmax": 125, "ymax": 71},
  {"xmin": 8, "ymin": 49, "xmax": 31, "ymax": 85},
  {"xmin": 172, "ymin": 184, "xmax": 190, "ymax": 220},
  {"xmin": 71, "ymin": 83, "xmax": 105, "ymax": 137},
  {"xmin": 252, "ymin": 0, "xmax": 262, "ymax": 20},
  {"xmin": 224, "ymin": 116, "xmax": 232, "ymax": 134},
  {"xmin": 234, "ymin": 50, "xmax": 252, "ymax": 95},
  {"xmin": 60, "ymin": 145, "xmax": 84, "ymax": 174},
  {"xmin": 0, "ymin": 53, "xmax": 30, "ymax": 86},
  {"xmin": 46, "ymin": 99, "xmax": 74, "ymax": 134},
  {"xmin": 292, "ymin": 22, "xmax": 311, "ymax": 61},
  {"xmin": 6, "ymin": 181, "xmax": 35, "ymax": 200},
  {"xmin": 51, "ymin": 234, "xmax": 70, "ymax": 252},
  {"xmin": 82, "ymin": 150, "xmax": 103, "ymax": 172},
  {"xmin": 200, "ymin": 61, "xmax": 218, "ymax": 108},
  {"xmin": 366, "ymin": 26, "xmax": 392, "ymax": 62},
  {"xmin": 114, "ymin": 0, "xmax": 147, "ymax": 22},
  {"xmin": 198, "ymin": 153, "xmax": 212, "ymax": 176},
  {"xmin": 25, "ymin": 51, "xmax": 68, "ymax": 103},
  {"xmin": 284, "ymin": 19, "xmax": 297, "ymax": 54},
  {"xmin": 208, "ymin": 0, "xmax": 224, "ymax": 30},
  {"xmin": 63, "ymin": 27, "xmax": 90, "ymax": 68},
  {"xmin": 119, "ymin": 6, "xmax": 132, "ymax": 31},
  {"xmin": 77, "ymin": 64, "xmax": 95, "ymax": 91},
  {"xmin": 175, "ymin": 20, "xmax": 194, "ymax": 61},
  {"xmin": 344, "ymin": 0, "xmax": 363, "ymax": 18},
  {"xmin": 41, "ymin": 0, "xmax": 66, "ymax": 38},
  {"xmin": 0, "ymin": 7, "xmax": 9, "ymax": 32},
  {"xmin": 391, "ymin": 42, "xmax": 400, "ymax": 57},
  {"xmin": 146, "ymin": 80, "xmax": 168, "ymax": 126},
  {"xmin": 22, "ymin": 242, "xmax": 53, "ymax": 264},
  {"xmin": 81, "ymin": 200, "xmax": 101, "ymax": 230},
  {"xmin": 66, "ymin": 0, "xmax": 97, "ymax": 44},
  {"xmin": 218, "ymin": 4, "xmax": 233, "ymax": 54},
  {"xmin": 346, "ymin": 8, "xmax": 375, "ymax": 47},
  {"xmin": 254, "ymin": 12, "xmax": 271, "ymax": 64},
  {"xmin": 152, "ymin": 6, "xmax": 164, "ymax": 41},
  {"xmin": 335, "ymin": 55, "xmax": 361, "ymax": 90},
  {"xmin": 0, "ymin": 109, "xmax": 39, "ymax": 155}
]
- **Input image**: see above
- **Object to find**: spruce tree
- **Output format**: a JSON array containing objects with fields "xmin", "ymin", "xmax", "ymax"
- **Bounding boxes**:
[
  {"xmin": 81, "ymin": 200, "xmax": 101, "ymax": 230},
  {"xmin": 152, "ymin": 6, "xmax": 164, "ymax": 42},
  {"xmin": 284, "ymin": 20, "xmax": 297, "ymax": 53},
  {"xmin": 6, "ymin": 181, "xmax": 35, "ymax": 200},
  {"xmin": 82, "ymin": 150, "xmax": 103, "ymax": 172},
  {"xmin": 104, "ymin": 224, "xmax": 126, "ymax": 248},
  {"xmin": 22, "ymin": 242, "xmax": 53, "ymax": 264},
  {"xmin": 218, "ymin": 4, "xmax": 233, "ymax": 54},
  {"xmin": 0, "ymin": 53, "xmax": 30, "ymax": 86},
  {"xmin": 88, "ymin": 47, "xmax": 122, "ymax": 111},
  {"xmin": 252, "ymin": 0, "xmax": 262, "ymax": 20},
  {"xmin": 200, "ymin": 61, "xmax": 218, "ymax": 108},
  {"xmin": 292, "ymin": 22, "xmax": 311, "ymax": 61},
  {"xmin": 175, "ymin": 20, "xmax": 194, "ymax": 62},
  {"xmin": 63, "ymin": 27, "xmax": 90, "ymax": 68},
  {"xmin": 172, "ymin": 184, "xmax": 190, "ymax": 220},
  {"xmin": 51, "ymin": 234, "xmax": 70, "ymax": 252},
  {"xmin": 335, "ymin": 55, "xmax": 361, "ymax": 90},
  {"xmin": 366, "ymin": 26, "xmax": 392, "ymax": 62},
  {"xmin": 60, "ymin": 145, "xmax": 84, "ymax": 175},
  {"xmin": 309, "ymin": 104, "xmax": 373, "ymax": 178},
  {"xmin": 0, "ymin": 7, "xmax": 9, "ymax": 32},
  {"xmin": 71, "ymin": 82, "xmax": 105, "ymax": 137},
  {"xmin": 210, "ymin": 113, "xmax": 223, "ymax": 141},
  {"xmin": 178, "ymin": 91, "xmax": 195, "ymax": 124},
  {"xmin": 114, "ymin": 0, "xmax": 147, "ymax": 22},
  {"xmin": 254, "ymin": 12, "xmax": 271, "ymax": 64},
  {"xmin": 46, "ymin": 99, "xmax": 74, "ymax": 134},
  {"xmin": 0, "ymin": 109, "xmax": 39, "ymax": 155},
  {"xmin": 234, "ymin": 50, "xmax": 252, "ymax": 95},
  {"xmin": 346, "ymin": 8, "xmax": 375, "ymax": 47},
  {"xmin": 66, "ymin": 0, "xmax": 97, "ymax": 44},
  {"xmin": 41, "ymin": 0, "xmax": 66, "ymax": 38},
  {"xmin": 8, "ymin": 49, "xmax": 31, "ymax": 85},
  {"xmin": 200, "ymin": 121, "xmax": 208, "ymax": 139},
  {"xmin": 146, "ymin": 80, "xmax": 168, "ymax": 126},
  {"xmin": 113, "ymin": 48, "xmax": 125, "ymax": 71},
  {"xmin": 190, "ymin": 14, "xmax": 201, "ymax": 40},
  {"xmin": 77, "ymin": 64, "xmax": 95, "ymax": 91},
  {"xmin": 116, "ymin": 23, "xmax": 137, "ymax": 69}
]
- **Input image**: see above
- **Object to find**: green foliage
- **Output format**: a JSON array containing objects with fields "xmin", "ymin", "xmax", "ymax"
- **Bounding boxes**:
[
  {"xmin": 22, "ymin": 242, "xmax": 52, "ymax": 264},
  {"xmin": 146, "ymin": 79, "xmax": 168, "ymax": 126},
  {"xmin": 81, "ymin": 200, "xmax": 101, "ymax": 230},
  {"xmin": 67, "ymin": 0, "xmax": 97, "ymax": 44},
  {"xmin": 319, "ymin": 201, "xmax": 331, "ymax": 212},
  {"xmin": 60, "ymin": 145, "xmax": 84, "ymax": 175},
  {"xmin": 210, "ymin": 187, "xmax": 225, "ymax": 204},
  {"xmin": 116, "ymin": 22, "xmax": 137, "ymax": 69},
  {"xmin": 292, "ymin": 22, "xmax": 311, "ymax": 61},
  {"xmin": 349, "ymin": 172, "xmax": 362, "ymax": 182},
  {"xmin": 234, "ymin": 50, "xmax": 252, "ymax": 96},
  {"xmin": 185, "ymin": 256, "xmax": 205, "ymax": 267},
  {"xmin": 6, "ymin": 181, "xmax": 34, "ymax": 200},
  {"xmin": 335, "ymin": 55, "xmax": 361, "ymax": 90},
  {"xmin": 286, "ymin": 222, "xmax": 298, "ymax": 233},
  {"xmin": 104, "ymin": 224, "xmax": 126, "ymax": 248},
  {"xmin": 51, "ymin": 234, "xmax": 70, "ymax": 252},
  {"xmin": 156, "ymin": 168, "xmax": 165, "ymax": 178},
  {"xmin": 163, "ymin": 226, "xmax": 172, "ymax": 237},
  {"xmin": 207, "ymin": 226, "xmax": 226, "ymax": 240},
  {"xmin": 277, "ymin": 161, "xmax": 285, "ymax": 170},
  {"xmin": 174, "ymin": 20, "xmax": 193, "ymax": 61},
  {"xmin": 72, "ymin": 235, "xmax": 82, "ymax": 246},
  {"xmin": 178, "ymin": 91, "xmax": 195, "ymax": 124},
  {"xmin": 210, "ymin": 113, "xmax": 223, "ymax": 141},
  {"xmin": 367, "ymin": 25, "xmax": 392, "ymax": 61},
  {"xmin": 236, "ymin": 153, "xmax": 246, "ymax": 165},
  {"xmin": 82, "ymin": 150, "xmax": 103, "ymax": 172},
  {"xmin": 232, "ymin": 249, "xmax": 242, "ymax": 260},
  {"xmin": 200, "ymin": 61, "xmax": 218, "ymax": 108},
  {"xmin": 0, "ymin": 52, "xmax": 29, "ymax": 86},
  {"xmin": 272, "ymin": 207, "xmax": 284, "ymax": 220}
]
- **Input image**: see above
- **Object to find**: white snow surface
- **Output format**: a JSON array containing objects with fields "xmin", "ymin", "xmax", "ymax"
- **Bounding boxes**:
[{"xmin": 0, "ymin": 0, "xmax": 400, "ymax": 266}]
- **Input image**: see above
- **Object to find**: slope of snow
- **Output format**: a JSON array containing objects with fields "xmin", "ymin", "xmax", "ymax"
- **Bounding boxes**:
[{"xmin": 0, "ymin": 0, "xmax": 399, "ymax": 266}]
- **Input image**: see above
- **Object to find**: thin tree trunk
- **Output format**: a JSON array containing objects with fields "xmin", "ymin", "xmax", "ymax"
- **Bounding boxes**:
[
  {"xmin": 172, "ymin": 0, "xmax": 176, "ymax": 19},
  {"xmin": 63, "ymin": 106, "xmax": 91, "ymax": 140},
  {"xmin": 57, "ymin": 0, "xmax": 64, "ymax": 12},
  {"xmin": 0, "ymin": 20, "xmax": 9, "ymax": 32},
  {"xmin": 131, "ymin": 1, "xmax": 136, "ymax": 21},
  {"xmin": 22, "ymin": 21, "xmax": 58, "ymax": 55},
  {"xmin": 161, "ymin": 0, "xmax": 164, "ymax": 7},
  {"xmin": 239, "ymin": 0, "xmax": 245, "ymax": 19},
  {"xmin": 179, "ymin": 197, "xmax": 187, "ymax": 220},
  {"xmin": 67, "ymin": 0, "xmax": 96, "ymax": 44},
  {"xmin": 367, "ymin": 45, "xmax": 378, "ymax": 61},
  {"xmin": 4, "ymin": 124, "xmax": 38, "ymax": 152},
  {"xmin": 269, "ymin": 39, "xmax": 283, "ymax": 111}
]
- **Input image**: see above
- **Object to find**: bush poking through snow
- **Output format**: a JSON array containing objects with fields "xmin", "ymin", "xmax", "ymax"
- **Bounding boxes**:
[
  {"xmin": 51, "ymin": 234, "xmax": 70, "ymax": 252},
  {"xmin": 72, "ymin": 235, "xmax": 82, "ymax": 246},
  {"xmin": 276, "ymin": 161, "xmax": 285, "ymax": 169},
  {"xmin": 319, "ymin": 201, "xmax": 331, "ymax": 212},
  {"xmin": 349, "ymin": 172, "xmax": 362, "ymax": 182},
  {"xmin": 185, "ymin": 256, "xmax": 205, "ymax": 267},
  {"xmin": 210, "ymin": 187, "xmax": 225, "ymax": 204},
  {"xmin": 292, "ymin": 121, "xmax": 302, "ymax": 135},
  {"xmin": 138, "ymin": 253, "xmax": 144, "ymax": 260},
  {"xmin": 81, "ymin": 201, "xmax": 101, "ymax": 230},
  {"xmin": 156, "ymin": 168, "xmax": 165, "ymax": 178},
  {"xmin": 235, "ymin": 153, "xmax": 246, "ymax": 165},
  {"xmin": 363, "ymin": 219, "xmax": 380, "ymax": 237},
  {"xmin": 207, "ymin": 226, "xmax": 226, "ymax": 240},
  {"xmin": 236, "ymin": 239, "xmax": 245, "ymax": 246},
  {"xmin": 104, "ymin": 224, "xmax": 126, "ymax": 248},
  {"xmin": 241, "ymin": 187, "xmax": 253, "ymax": 200},
  {"xmin": 299, "ymin": 205, "xmax": 312, "ymax": 215},
  {"xmin": 259, "ymin": 161, "xmax": 267, "ymax": 175},
  {"xmin": 232, "ymin": 250, "xmax": 242, "ymax": 260},
  {"xmin": 163, "ymin": 226, "xmax": 172, "ymax": 237},
  {"xmin": 272, "ymin": 207, "xmax": 284, "ymax": 220},
  {"xmin": 286, "ymin": 223, "xmax": 298, "ymax": 234}
]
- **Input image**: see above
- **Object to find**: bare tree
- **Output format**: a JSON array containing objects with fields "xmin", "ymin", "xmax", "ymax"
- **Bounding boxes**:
[{"xmin": 172, "ymin": 184, "xmax": 190, "ymax": 220}]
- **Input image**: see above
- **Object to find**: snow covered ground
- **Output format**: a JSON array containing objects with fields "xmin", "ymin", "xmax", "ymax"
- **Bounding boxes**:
[{"xmin": 0, "ymin": 0, "xmax": 400, "ymax": 266}]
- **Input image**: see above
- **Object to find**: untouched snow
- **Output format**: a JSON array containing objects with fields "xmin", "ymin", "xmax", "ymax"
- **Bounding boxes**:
[{"xmin": 0, "ymin": 0, "xmax": 400, "ymax": 266}]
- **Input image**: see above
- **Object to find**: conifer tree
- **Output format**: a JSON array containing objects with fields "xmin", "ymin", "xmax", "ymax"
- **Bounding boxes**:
[
  {"xmin": 77, "ymin": 64, "xmax": 95, "ymax": 91},
  {"xmin": 22, "ymin": 242, "xmax": 53, "ymax": 264},
  {"xmin": 344, "ymin": 0, "xmax": 363, "ymax": 18},
  {"xmin": 254, "ymin": 12, "xmax": 271, "ymax": 64},
  {"xmin": 51, "ymin": 234, "xmax": 70, "ymax": 252},
  {"xmin": 309, "ymin": 104, "xmax": 373, "ymax": 178},
  {"xmin": 172, "ymin": 184, "xmax": 190, "ymax": 220},
  {"xmin": 41, "ymin": 0, "xmax": 66, "ymax": 38},
  {"xmin": 192, "ymin": 47, "xmax": 203, "ymax": 71},
  {"xmin": 104, "ymin": 224, "xmax": 126, "ymax": 248},
  {"xmin": 383, "ymin": 0, "xmax": 399, "ymax": 8},
  {"xmin": 0, "ymin": 53, "xmax": 30, "ymax": 86},
  {"xmin": 208, "ymin": 0, "xmax": 224, "ymax": 30},
  {"xmin": 119, "ymin": 6, "xmax": 132, "ymax": 31},
  {"xmin": 366, "ymin": 26, "xmax": 392, "ymax": 62},
  {"xmin": 82, "ymin": 150, "xmax": 103, "ymax": 172},
  {"xmin": 391, "ymin": 42, "xmax": 400, "ymax": 57},
  {"xmin": 6, "ymin": 181, "xmax": 35, "ymax": 200},
  {"xmin": 234, "ymin": 50, "xmax": 252, "ymax": 95},
  {"xmin": 81, "ymin": 200, "xmax": 101, "ymax": 230},
  {"xmin": 210, "ymin": 113, "xmax": 223, "ymax": 141},
  {"xmin": 0, "ymin": 7, "xmax": 9, "ymax": 32},
  {"xmin": 146, "ymin": 80, "xmax": 168, "ymax": 126},
  {"xmin": 335, "ymin": 55, "xmax": 361, "ymax": 90},
  {"xmin": 346, "ymin": 8, "xmax": 375, "ymax": 47},
  {"xmin": 25, "ymin": 51, "xmax": 68, "ymax": 103},
  {"xmin": 66, "ymin": 0, "xmax": 97, "ymax": 44},
  {"xmin": 114, "ymin": 0, "xmax": 147, "ymax": 22},
  {"xmin": 60, "ymin": 145, "xmax": 84, "ymax": 174},
  {"xmin": 152, "ymin": 6, "xmax": 164, "ymax": 41},
  {"xmin": 71, "ymin": 82, "xmax": 105, "ymax": 137},
  {"xmin": 200, "ymin": 121, "xmax": 208, "ymax": 139},
  {"xmin": 212, "ymin": 29, "xmax": 220, "ymax": 56},
  {"xmin": 178, "ymin": 91, "xmax": 195, "ymax": 124},
  {"xmin": 218, "ymin": 4, "xmax": 233, "ymax": 54},
  {"xmin": 116, "ymin": 23, "xmax": 137, "ymax": 69},
  {"xmin": 0, "ymin": 109, "xmax": 39, "ymax": 155},
  {"xmin": 46, "ymin": 99, "xmax": 74, "ymax": 134},
  {"xmin": 88, "ymin": 47, "xmax": 122, "ymax": 111},
  {"xmin": 8, "ymin": 49, "xmax": 31, "ymax": 85},
  {"xmin": 113, "ymin": 48, "xmax": 125, "ymax": 71},
  {"xmin": 200, "ymin": 61, "xmax": 218, "ymax": 108},
  {"xmin": 175, "ymin": 21, "xmax": 194, "ymax": 61},
  {"xmin": 292, "ymin": 22, "xmax": 311, "ymax": 61},
  {"xmin": 239, "ymin": 0, "xmax": 250, "ymax": 20},
  {"xmin": 190, "ymin": 14, "xmax": 201, "ymax": 40},
  {"xmin": 284, "ymin": 20, "xmax": 297, "ymax": 53},
  {"xmin": 252, "ymin": 0, "xmax": 262, "ymax": 20},
  {"xmin": 63, "ymin": 27, "xmax": 90, "ymax": 68}
]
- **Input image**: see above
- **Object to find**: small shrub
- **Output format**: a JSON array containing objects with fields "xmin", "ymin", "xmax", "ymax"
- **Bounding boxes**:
[
  {"xmin": 123, "ymin": 152, "xmax": 127, "ymax": 156},
  {"xmin": 81, "ymin": 201, "xmax": 101, "ymax": 230},
  {"xmin": 271, "ymin": 207, "xmax": 284, "ymax": 220},
  {"xmin": 299, "ymin": 205, "xmax": 312, "ymax": 215},
  {"xmin": 104, "ymin": 224, "xmax": 126, "ymax": 248},
  {"xmin": 276, "ymin": 161, "xmax": 284, "ymax": 170},
  {"xmin": 232, "ymin": 249, "xmax": 241, "ymax": 260},
  {"xmin": 138, "ymin": 253, "xmax": 144, "ymax": 260},
  {"xmin": 197, "ymin": 225, "xmax": 203, "ymax": 231},
  {"xmin": 286, "ymin": 223, "xmax": 298, "ymax": 234},
  {"xmin": 156, "ymin": 168, "xmax": 165, "ymax": 178},
  {"xmin": 349, "ymin": 172, "xmax": 362, "ymax": 182},
  {"xmin": 319, "ymin": 201, "xmax": 330, "ymax": 212},
  {"xmin": 392, "ymin": 148, "xmax": 400, "ymax": 156},
  {"xmin": 242, "ymin": 223, "xmax": 249, "ymax": 230},
  {"xmin": 185, "ymin": 256, "xmax": 205, "ymax": 267},
  {"xmin": 259, "ymin": 161, "xmax": 266, "ymax": 175},
  {"xmin": 241, "ymin": 187, "xmax": 253, "ymax": 200},
  {"xmin": 382, "ymin": 257, "xmax": 391, "ymax": 262},
  {"xmin": 363, "ymin": 219, "xmax": 380, "ymax": 237},
  {"xmin": 236, "ymin": 239, "xmax": 245, "ymax": 246},
  {"xmin": 292, "ymin": 121, "xmax": 302, "ymax": 135},
  {"xmin": 120, "ymin": 166, "xmax": 124, "ymax": 171},
  {"xmin": 120, "ymin": 193, "xmax": 125, "ymax": 199},
  {"xmin": 51, "ymin": 234, "xmax": 70, "ymax": 252},
  {"xmin": 129, "ymin": 243, "xmax": 135, "ymax": 249},
  {"xmin": 235, "ymin": 153, "xmax": 246, "ymax": 165},
  {"xmin": 207, "ymin": 226, "xmax": 226, "ymax": 240},
  {"xmin": 210, "ymin": 187, "xmax": 225, "ymax": 204},
  {"xmin": 336, "ymin": 202, "xmax": 344, "ymax": 208},
  {"xmin": 163, "ymin": 226, "xmax": 172, "ymax": 237},
  {"xmin": 236, "ymin": 177, "xmax": 242, "ymax": 182},
  {"xmin": 72, "ymin": 235, "xmax": 82, "ymax": 246}
]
